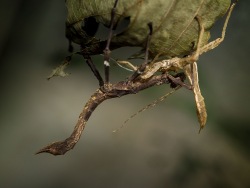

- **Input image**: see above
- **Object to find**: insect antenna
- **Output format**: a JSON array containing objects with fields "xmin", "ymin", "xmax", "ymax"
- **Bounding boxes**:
[
  {"xmin": 128, "ymin": 22, "xmax": 153, "ymax": 81},
  {"xmin": 113, "ymin": 86, "xmax": 181, "ymax": 133}
]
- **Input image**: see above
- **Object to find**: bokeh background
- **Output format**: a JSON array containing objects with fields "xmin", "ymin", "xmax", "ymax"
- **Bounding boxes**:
[{"xmin": 0, "ymin": 1, "xmax": 249, "ymax": 188}]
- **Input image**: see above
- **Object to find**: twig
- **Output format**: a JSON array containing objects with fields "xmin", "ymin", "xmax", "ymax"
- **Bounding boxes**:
[{"xmin": 36, "ymin": 73, "xmax": 181, "ymax": 155}]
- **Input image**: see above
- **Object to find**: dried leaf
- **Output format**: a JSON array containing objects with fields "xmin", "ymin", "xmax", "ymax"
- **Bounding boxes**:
[
  {"xmin": 47, "ymin": 58, "xmax": 70, "ymax": 80},
  {"xmin": 66, "ymin": 0, "xmax": 230, "ymax": 58}
]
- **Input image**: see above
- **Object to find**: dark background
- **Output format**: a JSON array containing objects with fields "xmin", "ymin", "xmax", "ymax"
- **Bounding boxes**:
[{"xmin": 0, "ymin": 1, "xmax": 249, "ymax": 188}]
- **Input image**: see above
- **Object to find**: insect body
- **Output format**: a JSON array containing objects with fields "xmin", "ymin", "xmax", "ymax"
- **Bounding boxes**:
[
  {"xmin": 139, "ymin": 3, "xmax": 235, "ymax": 130},
  {"xmin": 37, "ymin": 0, "xmax": 236, "ymax": 155}
]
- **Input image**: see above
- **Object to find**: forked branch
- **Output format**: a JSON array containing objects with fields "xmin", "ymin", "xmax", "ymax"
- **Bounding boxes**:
[{"xmin": 36, "ymin": 73, "xmax": 182, "ymax": 155}]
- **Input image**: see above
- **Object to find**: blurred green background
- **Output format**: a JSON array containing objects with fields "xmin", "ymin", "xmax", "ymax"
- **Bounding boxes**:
[{"xmin": 0, "ymin": 1, "xmax": 249, "ymax": 188}]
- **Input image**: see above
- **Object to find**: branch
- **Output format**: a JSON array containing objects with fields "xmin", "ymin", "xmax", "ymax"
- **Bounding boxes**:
[{"xmin": 36, "ymin": 73, "xmax": 180, "ymax": 155}]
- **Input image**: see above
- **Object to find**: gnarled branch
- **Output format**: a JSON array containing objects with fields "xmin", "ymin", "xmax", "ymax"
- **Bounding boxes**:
[{"xmin": 36, "ymin": 73, "xmax": 184, "ymax": 155}]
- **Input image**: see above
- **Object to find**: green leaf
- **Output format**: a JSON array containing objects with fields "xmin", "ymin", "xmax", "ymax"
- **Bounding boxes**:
[{"xmin": 65, "ymin": 0, "xmax": 230, "ymax": 58}]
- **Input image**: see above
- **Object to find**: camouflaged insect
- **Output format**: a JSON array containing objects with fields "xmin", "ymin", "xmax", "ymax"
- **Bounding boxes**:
[{"xmin": 37, "ymin": 0, "xmax": 236, "ymax": 155}]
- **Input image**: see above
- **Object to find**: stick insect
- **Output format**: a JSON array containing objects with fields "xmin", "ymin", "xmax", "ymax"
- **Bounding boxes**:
[
  {"xmin": 114, "ymin": 2, "xmax": 236, "ymax": 132},
  {"xmin": 37, "ymin": 0, "xmax": 236, "ymax": 155}
]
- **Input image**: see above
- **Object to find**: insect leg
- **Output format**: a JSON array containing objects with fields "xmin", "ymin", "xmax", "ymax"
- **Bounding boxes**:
[
  {"xmin": 180, "ymin": 15, "xmax": 207, "ymax": 130},
  {"xmin": 86, "ymin": 57, "xmax": 104, "ymax": 86},
  {"xmin": 180, "ymin": 16, "xmax": 205, "ymax": 65},
  {"xmin": 128, "ymin": 22, "xmax": 153, "ymax": 81},
  {"xmin": 116, "ymin": 60, "xmax": 138, "ymax": 71},
  {"xmin": 185, "ymin": 62, "xmax": 207, "ymax": 131},
  {"xmin": 103, "ymin": 0, "xmax": 119, "ymax": 84},
  {"xmin": 167, "ymin": 73, "xmax": 192, "ymax": 90},
  {"xmin": 200, "ymin": 1, "xmax": 236, "ymax": 55}
]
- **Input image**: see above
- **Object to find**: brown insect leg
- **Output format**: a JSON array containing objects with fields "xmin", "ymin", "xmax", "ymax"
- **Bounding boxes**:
[
  {"xmin": 128, "ymin": 22, "xmax": 153, "ymax": 81},
  {"xmin": 199, "ymin": 1, "xmax": 236, "ymax": 55},
  {"xmin": 182, "ymin": 16, "xmax": 207, "ymax": 131},
  {"xmin": 167, "ymin": 73, "xmax": 192, "ymax": 90},
  {"xmin": 85, "ymin": 57, "xmax": 104, "ymax": 86},
  {"xmin": 103, "ymin": 0, "xmax": 119, "ymax": 84},
  {"xmin": 180, "ymin": 16, "xmax": 204, "ymax": 65}
]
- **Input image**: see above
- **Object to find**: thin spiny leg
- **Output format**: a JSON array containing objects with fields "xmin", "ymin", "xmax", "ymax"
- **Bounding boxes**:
[
  {"xmin": 191, "ymin": 16, "xmax": 204, "ymax": 61},
  {"xmin": 180, "ymin": 16, "xmax": 205, "ymax": 65},
  {"xmin": 182, "ymin": 1, "xmax": 236, "ymax": 86},
  {"xmin": 186, "ymin": 16, "xmax": 205, "ymax": 87},
  {"xmin": 188, "ymin": 1, "xmax": 236, "ymax": 131},
  {"xmin": 103, "ymin": 0, "xmax": 119, "ymax": 84},
  {"xmin": 191, "ymin": 62, "xmax": 207, "ymax": 131},
  {"xmin": 182, "ymin": 1, "xmax": 236, "ymax": 63},
  {"xmin": 200, "ymin": 1, "xmax": 236, "ymax": 54},
  {"xmin": 182, "ymin": 16, "xmax": 207, "ymax": 131},
  {"xmin": 129, "ymin": 23, "xmax": 153, "ymax": 81},
  {"xmin": 129, "ymin": 22, "xmax": 153, "ymax": 81},
  {"xmin": 143, "ymin": 22, "xmax": 153, "ymax": 67},
  {"xmin": 167, "ymin": 74, "xmax": 192, "ymax": 90},
  {"xmin": 86, "ymin": 57, "xmax": 104, "ymax": 86}
]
